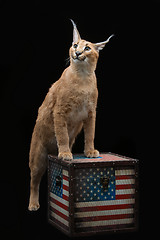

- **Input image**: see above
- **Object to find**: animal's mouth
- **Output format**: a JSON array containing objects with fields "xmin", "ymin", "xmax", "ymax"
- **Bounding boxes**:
[{"xmin": 72, "ymin": 55, "xmax": 86, "ymax": 61}]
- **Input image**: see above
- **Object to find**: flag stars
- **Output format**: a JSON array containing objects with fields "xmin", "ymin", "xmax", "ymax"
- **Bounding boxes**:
[{"xmin": 75, "ymin": 167, "xmax": 115, "ymax": 202}]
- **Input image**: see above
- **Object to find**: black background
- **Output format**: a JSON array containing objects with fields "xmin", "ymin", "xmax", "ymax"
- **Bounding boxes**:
[{"xmin": 0, "ymin": 0, "xmax": 159, "ymax": 239}]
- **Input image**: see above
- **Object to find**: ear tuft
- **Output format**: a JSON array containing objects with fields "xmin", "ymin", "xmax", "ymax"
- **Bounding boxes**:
[
  {"xmin": 70, "ymin": 19, "xmax": 81, "ymax": 44},
  {"xmin": 94, "ymin": 34, "xmax": 114, "ymax": 52}
]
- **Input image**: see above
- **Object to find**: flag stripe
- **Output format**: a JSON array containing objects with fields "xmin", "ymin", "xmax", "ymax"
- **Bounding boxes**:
[
  {"xmin": 63, "ymin": 169, "xmax": 69, "ymax": 177},
  {"xmin": 115, "ymin": 169, "xmax": 135, "ymax": 175},
  {"xmin": 116, "ymin": 189, "xmax": 135, "ymax": 195},
  {"xmin": 50, "ymin": 201, "xmax": 69, "ymax": 217},
  {"xmin": 75, "ymin": 198, "xmax": 135, "ymax": 208},
  {"xmin": 116, "ymin": 193, "xmax": 134, "ymax": 199},
  {"xmin": 50, "ymin": 192, "xmax": 69, "ymax": 207},
  {"xmin": 63, "ymin": 184, "xmax": 69, "ymax": 191},
  {"xmin": 116, "ymin": 175, "xmax": 135, "ymax": 180},
  {"xmin": 75, "ymin": 208, "xmax": 134, "ymax": 218},
  {"xmin": 50, "ymin": 210, "xmax": 69, "ymax": 227},
  {"xmin": 63, "ymin": 189, "xmax": 69, "ymax": 197},
  {"xmin": 116, "ymin": 184, "xmax": 135, "ymax": 190},
  {"xmin": 75, "ymin": 203, "xmax": 135, "ymax": 213},
  {"xmin": 50, "ymin": 206, "xmax": 69, "ymax": 221},
  {"xmin": 62, "ymin": 194, "xmax": 69, "ymax": 201},
  {"xmin": 63, "ymin": 175, "xmax": 69, "ymax": 181},
  {"xmin": 76, "ymin": 218, "xmax": 134, "ymax": 228},
  {"xmin": 75, "ymin": 213, "xmax": 134, "ymax": 223},
  {"xmin": 116, "ymin": 179, "xmax": 135, "ymax": 185},
  {"xmin": 63, "ymin": 179, "xmax": 69, "ymax": 187}
]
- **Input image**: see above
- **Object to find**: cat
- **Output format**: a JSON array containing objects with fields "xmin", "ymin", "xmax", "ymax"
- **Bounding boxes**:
[{"xmin": 28, "ymin": 19, "xmax": 114, "ymax": 211}]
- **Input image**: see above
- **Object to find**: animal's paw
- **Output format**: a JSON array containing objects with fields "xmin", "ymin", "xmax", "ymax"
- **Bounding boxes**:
[
  {"xmin": 28, "ymin": 202, "xmax": 40, "ymax": 211},
  {"xmin": 84, "ymin": 149, "xmax": 99, "ymax": 158},
  {"xmin": 58, "ymin": 152, "xmax": 73, "ymax": 161}
]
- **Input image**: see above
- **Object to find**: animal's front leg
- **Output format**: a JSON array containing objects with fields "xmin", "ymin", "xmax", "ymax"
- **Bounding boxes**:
[
  {"xmin": 54, "ymin": 112, "xmax": 73, "ymax": 160},
  {"xmin": 83, "ymin": 111, "xmax": 99, "ymax": 158}
]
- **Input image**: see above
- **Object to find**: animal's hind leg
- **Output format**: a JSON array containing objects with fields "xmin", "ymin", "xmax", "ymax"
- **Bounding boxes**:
[{"xmin": 28, "ymin": 146, "xmax": 47, "ymax": 211}]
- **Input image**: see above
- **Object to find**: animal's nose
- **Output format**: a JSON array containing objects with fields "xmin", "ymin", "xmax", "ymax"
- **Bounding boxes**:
[{"xmin": 76, "ymin": 51, "xmax": 82, "ymax": 56}]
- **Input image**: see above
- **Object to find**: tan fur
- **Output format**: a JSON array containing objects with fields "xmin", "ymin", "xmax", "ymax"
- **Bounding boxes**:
[{"xmin": 28, "ymin": 20, "xmax": 113, "ymax": 211}]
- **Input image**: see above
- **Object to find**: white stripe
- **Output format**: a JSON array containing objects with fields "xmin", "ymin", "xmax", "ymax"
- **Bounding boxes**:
[
  {"xmin": 75, "ymin": 198, "xmax": 135, "ymax": 208},
  {"xmin": 50, "ymin": 201, "xmax": 69, "ymax": 217},
  {"xmin": 75, "ymin": 208, "xmax": 134, "ymax": 218},
  {"xmin": 116, "ymin": 179, "xmax": 135, "ymax": 185},
  {"xmin": 63, "ymin": 169, "xmax": 69, "ymax": 177},
  {"xmin": 115, "ymin": 169, "xmax": 135, "ymax": 176},
  {"xmin": 63, "ymin": 189, "xmax": 69, "ymax": 197},
  {"xmin": 50, "ymin": 192, "xmax": 69, "ymax": 206},
  {"xmin": 116, "ymin": 188, "xmax": 135, "ymax": 195},
  {"xmin": 76, "ymin": 218, "xmax": 134, "ymax": 228},
  {"xmin": 63, "ymin": 179, "xmax": 69, "ymax": 187},
  {"xmin": 50, "ymin": 211, "xmax": 69, "ymax": 227}
]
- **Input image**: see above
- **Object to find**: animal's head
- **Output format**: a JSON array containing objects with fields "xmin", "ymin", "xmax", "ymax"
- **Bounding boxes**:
[{"xmin": 69, "ymin": 20, "xmax": 114, "ymax": 73}]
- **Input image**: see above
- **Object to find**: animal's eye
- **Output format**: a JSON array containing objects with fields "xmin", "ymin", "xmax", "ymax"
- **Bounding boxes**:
[
  {"xmin": 73, "ymin": 43, "xmax": 78, "ymax": 48},
  {"xmin": 84, "ymin": 46, "xmax": 91, "ymax": 51}
]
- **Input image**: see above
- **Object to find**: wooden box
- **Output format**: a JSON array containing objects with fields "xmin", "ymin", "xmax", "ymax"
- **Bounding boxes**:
[{"xmin": 48, "ymin": 153, "xmax": 139, "ymax": 237}]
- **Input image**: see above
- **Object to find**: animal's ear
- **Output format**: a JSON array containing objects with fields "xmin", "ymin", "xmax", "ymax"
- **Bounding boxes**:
[
  {"xmin": 70, "ymin": 19, "xmax": 81, "ymax": 44},
  {"xmin": 94, "ymin": 34, "xmax": 114, "ymax": 52}
]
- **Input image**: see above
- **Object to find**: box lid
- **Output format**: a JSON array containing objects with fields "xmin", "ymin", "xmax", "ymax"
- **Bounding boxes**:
[{"xmin": 48, "ymin": 152, "xmax": 138, "ymax": 168}]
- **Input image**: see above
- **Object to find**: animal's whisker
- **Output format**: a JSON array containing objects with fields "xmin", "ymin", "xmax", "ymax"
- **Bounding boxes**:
[{"xmin": 65, "ymin": 56, "xmax": 70, "ymax": 66}]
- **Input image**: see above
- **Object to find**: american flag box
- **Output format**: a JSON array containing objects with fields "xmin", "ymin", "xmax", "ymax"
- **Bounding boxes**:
[{"xmin": 48, "ymin": 153, "xmax": 139, "ymax": 237}]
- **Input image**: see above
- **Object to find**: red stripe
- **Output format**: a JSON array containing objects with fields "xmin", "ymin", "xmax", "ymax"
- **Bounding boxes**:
[
  {"xmin": 75, "ymin": 203, "xmax": 134, "ymax": 212},
  {"xmin": 63, "ymin": 175, "xmax": 69, "ymax": 181},
  {"xmin": 63, "ymin": 194, "xmax": 69, "ymax": 201},
  {"xmin": 116, "ymin": 194, "xmax": 134, "ymax": 199},
  {"xmin": 63, "ymin": 184, "xmax": 69, "ymax": 191},
  {"xmin": 50, "ymin": 206, "xmax": 69, "ymax": 221},
  {"xmin": 116, "ymin": 175, "xmax": 135, "ymax": 180},
  {"xmin": 116, "ymin": 184, "xmax": 135, "ymax": 190},
  {"xmin": 50, "ymin": 197, "xmax": 69, "ymax": 211},
  {"xmin": 75, "ymin": 213, "xmax": 134, "ymax": 222}
]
